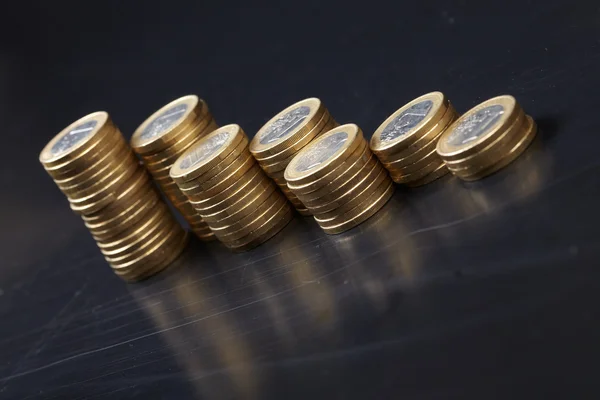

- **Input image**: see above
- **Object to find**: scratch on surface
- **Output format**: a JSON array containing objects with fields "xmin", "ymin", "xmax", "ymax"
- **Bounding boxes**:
[{"xmin": 2, "ymin": 160, "xmax": 599, "ymax": 384}]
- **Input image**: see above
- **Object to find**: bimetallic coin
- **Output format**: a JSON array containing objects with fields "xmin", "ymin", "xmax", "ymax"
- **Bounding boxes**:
[
  {"xmin": 437, "ymin": 95, "xmax": 520, "ymax": 160},
  {"xmin": 40, "ymin": 112, "xmax": 111, "ymax": 166},
  {"xmin": 170, "ymin": 124, "xmax": 246, "ymax": 184},
  {"xmin": 285, "ymin": 124, "xmax": 363, "ymax": 184},
  {"xmin": 405, "ymin": 163, "xmax": 449, "ymax": 187},
  {"xmin": 250, "ymin": 98, "xmax": 324, "ymax": 157},
  {"xmin": 130, "ymin": 95, "xmax": 204, "ymax": 153},
  {"xmin": 453, "ymin": 115, "xmax": 537, "ymax": 181},
  {"xmin": 370, "ymin": 92, "xmax": 448, "ymax": 153}
]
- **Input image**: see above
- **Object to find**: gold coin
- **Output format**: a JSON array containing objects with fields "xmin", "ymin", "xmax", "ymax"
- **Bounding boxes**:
[
  {"xmin": 443, "ymin": 108, "xmax": 527, "ymax": 170},
  {"xmin": 40, "ymin": 112, "xmax": 114, "ymax": 167},
  {"xmin": 311, "ymin": 164, "xmax": 388, "ymax": 218},
  {"xmin": 114, "ymin": 230, "xmax": 188, "ymax": 282},
  {"xmin": 286, "ymin": 139, "xmax": 368, "ymax": 195},
  {"xmin": 141, "ymin": 117, "xmax": 218, "ymax": 165},
  {"xmin": 452, "ymin": 116, "xmax": 537, "ymax": 181},
  {"xmin": 115, "ymin": 230, "xmax": 189, "ymax": 282},
  {"xmin": 285, "ymin": 124, "xmax": 364, "ymax": 186},
  {"xmin": 51, "ymin": 140, "xmax": 129, "ymax": 186},
  {"xmin": 375, "ymin": 103, "xmax": 458, "ymax": 164},
  {"xmin": 185, "ymin": 164, "xmax": 263, "ymax": 206},
  {"xmin": 318, "ymin": 179, "xmax": 394, "ymax": 234},
  {"xmin": 104, "ymin": 217, "xmax": 180, "ymax": 265},
  {"xmin": 221, "ymin": 201, "xmax": 293, "ymax": 250},
  {"xmin": 170, "ymin": 124, "xmax": 247, "ymax": 184},
  {"xmin": 97, "ymin": 203, "xmax": 172, "ymax": 253},
  {"xmin": 297, "ymin": 147, "xmax": 375, "ymax": 204},
  {"xmin": 86, "ymin": 188, "xmax": 160, "ymax": 238},
  {"xmin": 57, "ymin": 145, "xmax": 135, "ymax": 194},
  {"xmin": 190, "ymin": 168, "xmax": 270, "ymax": 214},
  {"xmin": 179, "ymin": 152, "xmax": 255, "ymax": 199},
  {"xmin": 250, "ymin": 98, "xmax": 325, "ymax": 158},
  {"xmin": 383, "ymin": 147, "xmax": 440, "ymax": 176},
  {"xmin": 378, "ymin": 106, "xmax": 457, "ymax": 168},
  {"xmin": 370, "ymin": 92, "xmax": 449, "ymax": 156},
  {"xmin": 405, "ymin": 163, "xmax": 449, "ymax": 187},
  {"xmin": 43, "ymin": 130, "xmax": 125, "ymax": 179},
  {"xmin": 199, "ymin": 182, "xmax": 277, "ymax": 228},
  {"xmin": 111, "ymin": 227, "xmax": 188, "ymax": 274},
  {"xmin": 253, "ymin": 108, "xmax": 331, "ymax": 163},
  {"xmin": 437, "ymin": 95, "xmax": 522, "ymax": 161},
  {"xmin": 389, "ymin": 158, "xmax": 444, "ymax": 183},
  {"xmin": 64, "ymin": 154, "xmax": 139, "ymax": 199},
  {"xmin": 211, "ymin": 191, "xmax": 287, "ymax": 241},
  {"xmin": 130, "ymin": 96, "xmax": 208, "ymax": 154}
]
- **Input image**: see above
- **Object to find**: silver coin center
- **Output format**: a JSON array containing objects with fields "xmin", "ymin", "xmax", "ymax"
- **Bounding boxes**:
[
  {"xmin": 295, "ymin": 131, "xmax": 348, "ymax": 173},
  {"xmin": 51, "ymin": 120, "xmax": 98, "ymax": 156},
  {"xmin": 179, "ymin": 131, "xmax": 230, "ymax": 170},
  {"xmin": 260, "ymin": 106, "xmax": 311, "ymax": 145},
  {"xmin": 141, "ymin": 103, "xmax": 188, "ymax": 140},
  {"xmin": 380, "ymin": 100, "xmax": 433, "ymax": 142},
  {"xmin": 446, "ymin": 104, "xmax": 505, "ymax": 146}
]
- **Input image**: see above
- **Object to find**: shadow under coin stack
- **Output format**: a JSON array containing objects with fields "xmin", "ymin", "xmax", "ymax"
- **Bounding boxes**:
[
  {"xmin": 170, "ymin": 124, "xmax": 294, "ymax": 251},
  {"xmin": 370, "ymin": 92, "xmax": 459, "ymax": 187},
  {"xmin": 130, "ymin": 95, "xmax": 218, "ymax": 241},
  {"xmin": 39, "ymin": 112, "xmax": 188, "ymax": 282},
  {"xmin": 436, "ymin": 95, "xmax": 537, "ymax": 181},
  {"xmin": 284, "ymin": 124, "xmax": 394, "ymax": 234},
  {"xmin": 249, "ymin": 98, "xmax": 338, "ymax": 216}
]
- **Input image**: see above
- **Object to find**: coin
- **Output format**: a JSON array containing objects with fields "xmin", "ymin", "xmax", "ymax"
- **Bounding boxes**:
[
  {"xmin": 317, "ymin": 179, "xmax": 395, "ymax": 235},
  {"xmin": 250, "ymin": 98, "xmax": 325, "ymax": 158},
  {"xmin": 170, "ymin": 124, "xmax": 293, "ymax": 251},
  {"xmin": 40, "ymin": 111, "xmax": 188, "ymax": 281},
  {"xmin": 370, "ymin": 92, "xmax": 449, "ymax": 155},
  {"xmin": 452, "ymin": 115, "xmax": 537, "ymax": 181},
  {"xmin": 170, "ymin": 125, "xmax": 246, "ymax": 184},
  {"xmin": 405, "ymin": 163, "xmax": 450, "ymax": 187},
  {"xmin": 437, "ymin": 95, "xmax": 536, "ymax": 181},
  {"xmin": 130, "ymin": 95, "xmax": 218, "ymax": 241},
  {"xmin": 285, "ymin": 124, "xmax": 364, "ymax": 185}
]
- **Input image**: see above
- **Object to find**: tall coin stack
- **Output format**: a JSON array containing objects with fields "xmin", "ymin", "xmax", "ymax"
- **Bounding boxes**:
[
  {"xmin": 130, "ymin": 95, "xmax": 218, "ymax": 241},
  {"xmin": 284, "ymin": 124, "xmax": 394, "ymax": 234},
  {"xmin": 170, "ymin": 124, "xmax": 294, "ymax": 251},
  {"xmin": 436, "ymin": 95, "xmax": 537, "ymax": 181},
  {"xmin": 370, "ymin": 92, "xmax": 459, "ymax": 187},
  {"xmin": 249, "ymin": 98, "xmax": 338, "ymax": 216},
  {"xmin": 39, "ymin": 112, "xmax": 189, "ymax": 282}
]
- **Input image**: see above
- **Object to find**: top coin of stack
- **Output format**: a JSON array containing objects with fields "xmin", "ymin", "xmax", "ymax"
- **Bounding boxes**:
[
  {"xmin": 170, "ymin": 124, "xmax": 294, "ymax": 252},
  {"xmin": 39, "ymin": 112, "xmax": 188, "ymax": 282},
  {"xmin": 249, "ymin": 98, "xmax": 338, "ymax": 216},
  {"xmin": 284, "ymin": 124, "xmax": 394, "ymax": 234},
  {"xmin": 130, "ymin": 95, "xmax": 218, "ymax": 241},
  {"xmin": 370, "ymin": 92, "xmax": 459, "ymax": 187},
  {"xmin": 436, "ymin": 95, "xmax": 537, "ymax": 181}
]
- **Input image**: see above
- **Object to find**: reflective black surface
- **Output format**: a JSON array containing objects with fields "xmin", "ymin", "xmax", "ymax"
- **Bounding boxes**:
[{"xmin": 1, "ymin": 1, "xmax": 600, "ymax": 398}]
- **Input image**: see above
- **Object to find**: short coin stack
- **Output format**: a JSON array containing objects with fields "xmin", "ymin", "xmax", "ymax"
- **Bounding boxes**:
[
  {"xmin": 284, "ymin": 124, "xmax": 394, "ymax": 234},
  {"xmin": 249, "ymin": 98, "xmax": 338, "ymax": 216},
  {"xmin": 170, "ymin": 124, "xmax": 294, "ymax": 251},
  {"xmin": 436, "ymin": 95, "xmax": 537, "ymax": 181},
  {"xmin": 39, "ymin": 112, "xmax": 188, "ymax": 281},
  {"xmin": 370, "ymin": 92, "xmax": 459, "ymax": 187},
  {"xmin": 130, "ymin": 95, "xmax": 218, "ymax": 241}
]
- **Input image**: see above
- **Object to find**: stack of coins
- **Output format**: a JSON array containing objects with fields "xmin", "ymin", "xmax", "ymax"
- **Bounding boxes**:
[
  {"xmin": 170, "ymin": 124, "xmax": 294, "ymax": 251},
  {"xmin": 436, "ymin": 95, "xmax": 537, "ymax": 181},
  {"xmin": 284, "ymin": 124, "xmax": 394, "ymax": 234},
  {"xmin": 370, "ymin": 92, "xmax": 459, "ymax": 187},
  {"xmin": 249, "ymin": 98, "xmax": 338, "ymax": 216},
  {"xmin": 130, "ymin": 95, "xmax": 218, "ymax": 241},
  {"xmin": 39, "ymin": 112, "xmax": 188, "ymax": 282}
]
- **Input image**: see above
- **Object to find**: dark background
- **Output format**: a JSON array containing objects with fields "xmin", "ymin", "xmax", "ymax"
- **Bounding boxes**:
[{"xmin": 1, "ymin": 0, "xmax": 600, "ymax": 398}]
